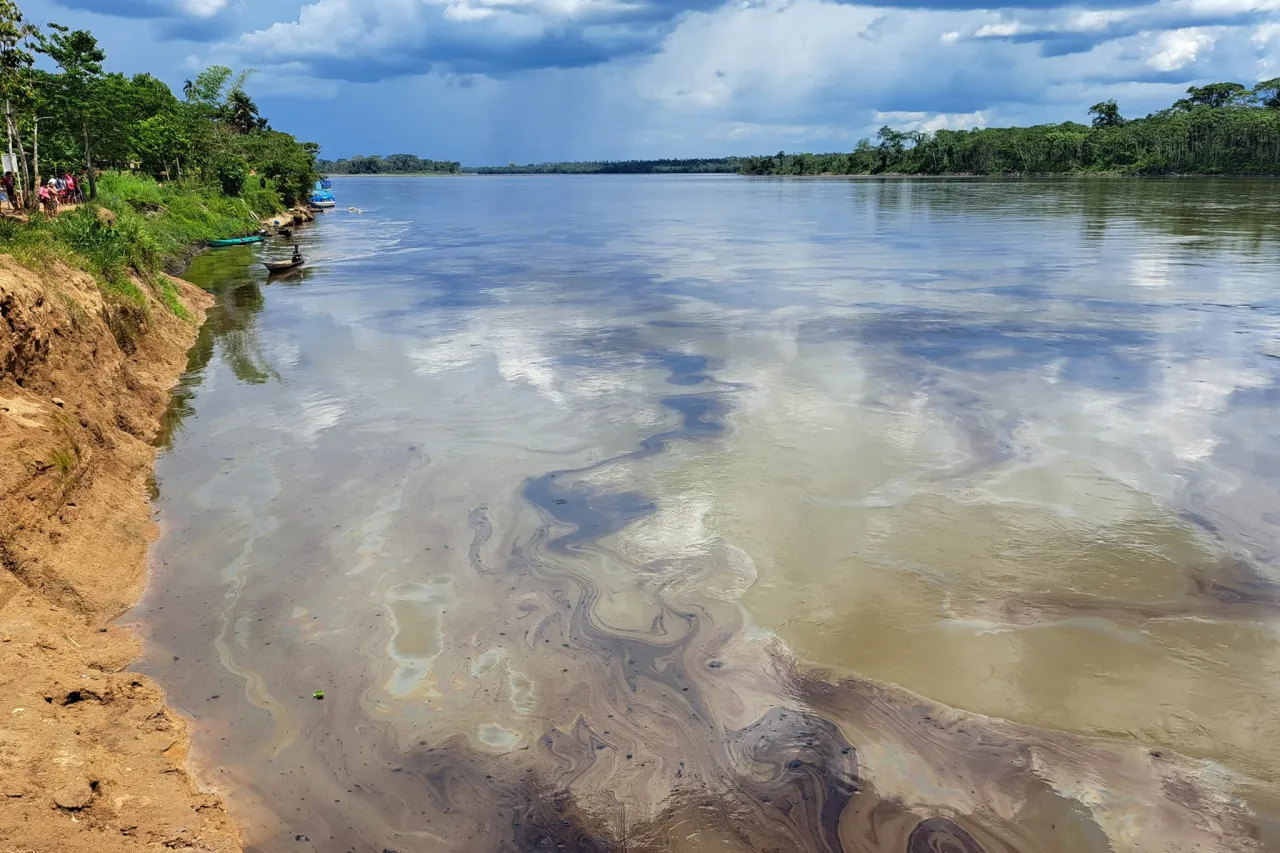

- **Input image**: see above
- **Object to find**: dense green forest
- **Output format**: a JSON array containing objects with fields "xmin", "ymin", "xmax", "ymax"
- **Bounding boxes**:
[
  {"xmin": 0, "ymin": 1, "xmax": 318, "ymax": 334},
  {"xmin": 0, "ymin": 1, "xmax": 317, "ymax": 208},
  {"xmin": 743, "ymin": 82, "xmax": 1280, "ymax": 176},
  {"xmin": 417, "ymin": 81, "xmax": 1276, "ymax": 177},
  {"xmin": 318, "ymin": 154, "xmax": 461, "ymax": 174}
]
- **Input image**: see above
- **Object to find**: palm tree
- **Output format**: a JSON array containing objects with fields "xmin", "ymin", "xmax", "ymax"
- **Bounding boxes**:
[
  {"xmin": 224, "ymin": 90, "xmax": 260, "ymax": 134},
  {"xmin": 182, "ymin": 78, "xmax": 194, "ymax": 100}
]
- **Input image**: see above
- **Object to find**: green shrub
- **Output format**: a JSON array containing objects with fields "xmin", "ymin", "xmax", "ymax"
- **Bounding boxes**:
[
  {"xmin": 214, "ymin": 155, "xmax": 249, "ymax": 197},
  {"xmin": 50, "ymin": 447, "xmax": 77, "ymax": 475}
]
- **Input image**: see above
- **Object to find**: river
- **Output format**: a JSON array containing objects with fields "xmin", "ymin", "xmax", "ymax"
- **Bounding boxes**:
[{"xmin": 136, "ymin": 176, "xmax": 1280, "ymax": 853}]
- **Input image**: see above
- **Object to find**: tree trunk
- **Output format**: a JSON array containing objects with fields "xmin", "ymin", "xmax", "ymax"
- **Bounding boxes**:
[
  {"xmin": 82, "ymin": 122, "xmax": 97, "ymax": 201},
  {"xmin": 3, "ymin": 99, "xmax": 17, "ymax": 210},
  {"xmin": 32, "ymin": 120, "xmax": 39, "ymax": 190},
  {"xmin": 7, "ymin": 102, "xmax": 35, "ymax": 210}
]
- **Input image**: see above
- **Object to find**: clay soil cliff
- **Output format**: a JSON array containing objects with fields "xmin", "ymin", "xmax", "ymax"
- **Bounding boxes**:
[{"xmin": 0, "ymin": 257, "xmax": 243, "ymax": 853}]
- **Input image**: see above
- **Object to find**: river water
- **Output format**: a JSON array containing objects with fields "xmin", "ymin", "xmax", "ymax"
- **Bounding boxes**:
[{"xmin": 137, "ymin": 176, "xmax": 1280, "ymax": 853}]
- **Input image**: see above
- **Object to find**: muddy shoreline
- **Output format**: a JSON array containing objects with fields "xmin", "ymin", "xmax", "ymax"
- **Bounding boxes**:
[{"xmin": 0, "ymin": 257, "xmax": 242, "ymax": 853}]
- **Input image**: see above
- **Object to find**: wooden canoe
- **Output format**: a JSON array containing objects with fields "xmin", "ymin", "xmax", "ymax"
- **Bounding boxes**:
[{"xmin": 264, "ymin": 256, "xmax": 304, "ymax": 274}]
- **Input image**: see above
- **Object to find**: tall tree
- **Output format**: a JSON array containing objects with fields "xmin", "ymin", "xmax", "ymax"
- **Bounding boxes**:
[
  {"xmin": 1175, "ymin": 82, "xmax": 1250, "ymax": 110},
  {"xmin": 38, "ymin": 23, "xmax": 105, "ymax": 199},
  {"xmin": 1253, "ymin": 78, "xmax": 1280, "ymax": 110},
  {"xmin": 1088, "ymin": 99, "xmax": 1125, "ymax": 128},
  {"xmin": 184, "ymin": 65, "xmax": 232, "ymax": 109},
  {"xmin": 0, "ymin": 0, "xmax": 37, "ymax": 207},
  {"xmin": 224, "ymin": 90, "xmax": 260, "ymax": 134}
]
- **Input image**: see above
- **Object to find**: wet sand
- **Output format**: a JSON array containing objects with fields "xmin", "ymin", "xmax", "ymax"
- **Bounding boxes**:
[{"xmin": 134, "ymin": 177, "xmax": 1280, "ymax": 852}]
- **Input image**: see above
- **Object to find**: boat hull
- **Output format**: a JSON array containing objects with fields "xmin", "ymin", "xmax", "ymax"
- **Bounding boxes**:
[
  {"xmin": 265, "ymin": 259, "xmax": 305, "ymax": 274},
  {"xmin": 208, "ymin": 236, "xmax": 265, "ymax": 247}
]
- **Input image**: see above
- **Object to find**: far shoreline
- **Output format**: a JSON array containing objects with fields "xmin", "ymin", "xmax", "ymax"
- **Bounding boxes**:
[{"xmin": 323, "ymin": 171, "xmax": 1280, "ymax": 180}]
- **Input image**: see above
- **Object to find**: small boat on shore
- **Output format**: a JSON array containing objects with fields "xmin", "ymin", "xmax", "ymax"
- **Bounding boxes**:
[{"xmin": 209, "ymin": 235, "xmax": 265, "ymax": 247}]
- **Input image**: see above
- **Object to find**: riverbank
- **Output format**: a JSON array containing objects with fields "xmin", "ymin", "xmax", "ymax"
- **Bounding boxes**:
[
  {"xmin": 0, "ymin": 251, "xmax": 245, "ymax": 851},
  {"xmin": 0, "ymin": 173, "xmax": 287, "ymax": 851}
]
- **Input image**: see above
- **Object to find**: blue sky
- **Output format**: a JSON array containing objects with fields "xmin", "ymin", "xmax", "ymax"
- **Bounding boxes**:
[{"xmin": 19, "ymin": 0, "xmax": 1279, "ymax": 163}]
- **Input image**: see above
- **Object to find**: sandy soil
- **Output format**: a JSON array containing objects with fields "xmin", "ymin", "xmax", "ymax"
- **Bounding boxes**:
[{"xmin": 0, "ymin": 256, "xmax": 242, "ymax": 853}]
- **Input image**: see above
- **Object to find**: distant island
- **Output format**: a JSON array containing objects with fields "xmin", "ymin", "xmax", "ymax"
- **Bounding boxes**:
[
  {"xmin": 317, "ymin": 154, "xmax": 463, "ymax": 174},
  {"xmin": 322, "ymin": 81, "xmax": 1279, "ymax": 178}
]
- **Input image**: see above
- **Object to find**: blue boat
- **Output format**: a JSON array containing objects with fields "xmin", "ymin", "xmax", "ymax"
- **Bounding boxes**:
[{"xmin": 310, "ymin": 180, "xmax": 336, "ymax": 209}]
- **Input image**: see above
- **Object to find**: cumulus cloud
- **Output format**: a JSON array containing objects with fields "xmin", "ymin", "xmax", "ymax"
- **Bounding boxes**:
[
  {"xmin": 962, "ymin": 0, "xmax": 1278, "ymax": 58},
  {"xmin": 1146, "ymin": 26, "xmax": 1216, "ymax": 69},
  {"xmin": 33, "ymin": 0, "xmax": 1280, "ymax": 160},
  {"xmin": 872, "ymin": 109, "xmax": 989, "ymax": 131}
]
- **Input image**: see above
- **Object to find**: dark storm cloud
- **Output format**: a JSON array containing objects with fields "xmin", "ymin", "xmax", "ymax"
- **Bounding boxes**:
[
  {"xmin": 51, "ymin": 0, "xmax": 171, "ymax": 15},
  {"xmin": 284, "ymin": 26, "xmax": 661, "ymax": 80},
  {"xmin": 48, "ymin": 0, "xmax": 301, "ymax": 44}
]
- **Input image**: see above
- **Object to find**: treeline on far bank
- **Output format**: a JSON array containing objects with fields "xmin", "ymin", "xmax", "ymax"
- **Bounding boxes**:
[
  {"xmin": 743, "ymin": 81, "xmax": 1280, "ymax": 176},
  {"xmin": 471, "ymin": 158, "xmax": 744, "ymax": 174},
  {"xmin": 318, "ymin": 154, "xmax": 462, "ymax": 174}
]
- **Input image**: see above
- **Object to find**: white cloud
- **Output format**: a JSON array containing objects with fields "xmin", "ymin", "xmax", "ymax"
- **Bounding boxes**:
[
  {"xmin": 1070, "ymin": 10, "xmax": 1129, "ymax": 29},
  {"xmin": 143, "ymin": 0, "xmax": 1277, "ymax": 159},
  {"xmin": 872, "ymin": 110, "xmax": 989, "ymax": 132},
  {"xmin": 181, "ymin": 0, "xmax": 229, "ymax": 16},
  {"xmin": 974, "ymin": 20, "xmax": 1024, "ymax": 38},
  {"xmin": 1147, "ymin": 27, "xmax": 1216, "ymax": 71},
  {"xmin": 445, "ymin": 3, "xmax": 499, "ymax": 20},
  {"xmin": 1255, "ymin": 21, "xmax": 1280, "ymax": 46},
  {"xmin": 637, "ymin": 0, "xmax": 950, "ymax": 114}
]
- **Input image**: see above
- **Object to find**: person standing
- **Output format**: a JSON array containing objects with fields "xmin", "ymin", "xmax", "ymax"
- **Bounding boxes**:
[
  {"xmin": 2, "ymin": 171, "xmax": 17, "ymax": 212},
  {"xmin": 40, "ymin": 179, "xmax": 58, "ymax": 216}
]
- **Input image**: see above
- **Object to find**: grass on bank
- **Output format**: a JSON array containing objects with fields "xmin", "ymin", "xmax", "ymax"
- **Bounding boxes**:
[{"xmin": 0, "ymin": 173, "xmax": 287, "ymax": 343}]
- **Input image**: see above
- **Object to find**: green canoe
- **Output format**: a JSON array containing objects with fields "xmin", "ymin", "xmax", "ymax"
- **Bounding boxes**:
[{"xmin": 208, "ymin": 235, "xmax": 265, "ymax": 247}]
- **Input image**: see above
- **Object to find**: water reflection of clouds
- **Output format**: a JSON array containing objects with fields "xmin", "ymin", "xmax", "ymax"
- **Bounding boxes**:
[{"xmin": 323, "ymin": 177, "xmax": 1280, "ymax": 566}]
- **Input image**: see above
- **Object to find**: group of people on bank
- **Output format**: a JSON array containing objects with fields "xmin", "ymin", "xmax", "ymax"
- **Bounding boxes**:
[{"xmin": 2, "ymin": 170, "xmax": 84, "ymax": 216}]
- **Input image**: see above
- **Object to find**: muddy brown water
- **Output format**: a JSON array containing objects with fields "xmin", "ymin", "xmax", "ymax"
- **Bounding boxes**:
[{"xmin": 135, "ymin": 176, "xmax": 1280, "ymax": 852}]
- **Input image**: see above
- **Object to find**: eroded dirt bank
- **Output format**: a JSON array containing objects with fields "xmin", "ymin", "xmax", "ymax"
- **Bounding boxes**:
[{"xmin": 0, "ymin": 256, "xmax": 241, "ymax": 853}]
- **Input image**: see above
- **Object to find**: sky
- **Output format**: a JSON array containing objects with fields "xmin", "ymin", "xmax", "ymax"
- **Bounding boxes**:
[{"xmin": 17, "ymin": 0, "xmax": 1280, "ymax": 163}]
